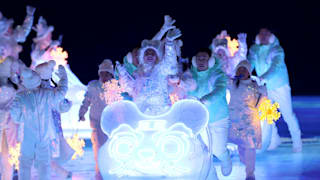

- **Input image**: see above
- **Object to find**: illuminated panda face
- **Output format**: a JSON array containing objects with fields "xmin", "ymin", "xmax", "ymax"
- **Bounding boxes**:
[{"xmin": 99, "ymin": 100, "xmax": 209, "ymax": 178}]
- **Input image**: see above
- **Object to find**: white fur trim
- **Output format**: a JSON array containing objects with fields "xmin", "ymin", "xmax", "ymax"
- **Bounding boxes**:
[
  {"xmin": 99, "ymin": 59, "xmax": 114, "ymax": 75},
  {"xmin": 255, "ymin": 33, "xmax": 276, "ymax": 45},
  {"xmin": 214, "ymin": 46, "xmax": 230, "ymax": 57},
  {"xmin": 138, "ymin": 40, "xmax": 162, "ymax": 65},
  {"xmin": 235, "ymin": 60, "xmax": 251, "ymax": 74},
  {"xmin": 192, "ymin": 56, "xmax": 197, "ymax": 68},
  {"xmin": 208, "ymin": 56, "xmax": 215, "ymax": 68},
  {"xmin": 126, "ymin": 52, "xmax": 133, "ymax": 64}
]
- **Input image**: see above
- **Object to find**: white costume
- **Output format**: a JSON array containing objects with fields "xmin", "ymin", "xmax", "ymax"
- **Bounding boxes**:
[
  {"xmin": 30, "ymin": 16, "xmax": 87, "ymax": 136},
  {"xmin": 228, "ymin": 60, "xmax": 267, "ymax": 179},
  {"xmin": 0, "ymin": 57, "xmax": 19, "ymax": 180},
  {"xmin": 35, "ymin": 61, "xmax": 74, "ymax": 178},
  {"xmin": 118, "ymin": 29, "xmax": 180, "ymax": 115},
  {"xmin": 79, "ymin": 59, "xmax": 113, "ymax": 179},
  {"xmin": 248, "ymin": 33, "xmax": 302, "ymax": 152},
  {"xmin": 10, "ymin": 66, "xmax": 68, "ymax": 180},
  {"xmin": 210, "ymin": 30, "xmax": 247, "ymax": 78}
]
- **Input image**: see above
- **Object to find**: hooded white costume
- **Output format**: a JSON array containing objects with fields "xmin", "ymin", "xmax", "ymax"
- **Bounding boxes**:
[
  {"xmin": 79, "ymin": 59, "xmax": 113, "ymax": 179},
  {"xmin": 228, "ymin": 60, "xmax": 267, "ymax": 179},
  {"xmin": 10, "ymin": 66, "xmax": 68, "ymax": 180},
  {"xmin": 30, "ymin": 16, "xmax": 88, "ymax": 138},
  {"xmin": 35, "ymin": 61, "xmax": 74, "ymax": 178},
  {"xmin": 0, "ymin": 57, "xmax": 20, "ymax": 180}
]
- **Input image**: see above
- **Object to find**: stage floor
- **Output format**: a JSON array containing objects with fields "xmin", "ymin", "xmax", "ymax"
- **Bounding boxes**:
[
  {"xmin": 26, "ymin": 96, "xmax": 320, "ymax": 179},
  {"xmin": 25, "ymin": 138, "xmax": 320, "ymax": 180}
]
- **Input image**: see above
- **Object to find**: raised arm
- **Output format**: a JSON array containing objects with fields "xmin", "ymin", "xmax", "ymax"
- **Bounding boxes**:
[
  {"xmin": 260, "ymin": 46, "xmax": 285, "ymax": 81},
  {"xmin": 152, "ymin": 15, "xmax": 176, "ymax": 41},
  {"xmin": 13, "ymin": 6, "xmax": 35, "ymax": 43},
  {"xmin": 160, "ymin": 28, "xmax": 182, "ymax": 76}
]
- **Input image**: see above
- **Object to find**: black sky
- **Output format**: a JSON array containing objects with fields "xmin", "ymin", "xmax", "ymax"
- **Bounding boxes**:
[{"xmin": 1, "ymin": 0, "xmax": 319, "ymax": 95}]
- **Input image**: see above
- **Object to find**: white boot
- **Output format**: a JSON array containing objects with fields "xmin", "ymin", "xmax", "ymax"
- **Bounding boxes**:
[{"xmin": 218, "ymin": 151, "xmax": 232, "ymax": 176}]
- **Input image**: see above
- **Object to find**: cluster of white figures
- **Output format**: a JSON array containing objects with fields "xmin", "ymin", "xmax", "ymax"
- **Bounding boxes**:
[{"xmin": 0, "ymin": 6, "xmax": 303, "ymax": 180}]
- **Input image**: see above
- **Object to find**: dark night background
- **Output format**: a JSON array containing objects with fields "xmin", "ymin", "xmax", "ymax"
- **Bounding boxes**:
[{"xmin": 1, "ymin": 0, "xmax": 319, "ymax": 95}]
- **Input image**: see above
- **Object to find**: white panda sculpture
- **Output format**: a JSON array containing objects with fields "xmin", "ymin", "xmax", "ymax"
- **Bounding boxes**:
[{"xmin": 98, "ymin": 99, "xmax": 218, "ymax": 180}]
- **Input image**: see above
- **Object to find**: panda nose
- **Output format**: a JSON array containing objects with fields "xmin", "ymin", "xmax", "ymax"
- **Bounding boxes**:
[{"xmin": 138, "ymin": 148, "xmax": 156, "ymax": 161}]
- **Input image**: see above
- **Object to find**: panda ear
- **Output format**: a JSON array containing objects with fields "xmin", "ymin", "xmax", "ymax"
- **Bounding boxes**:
[
  {"xmin": 168, "ymin": 100, "xmax": 209, "ymax": 136},
  {"xmin": 100, "ymin": 101, "xmax": 144, "ymax": 137}
]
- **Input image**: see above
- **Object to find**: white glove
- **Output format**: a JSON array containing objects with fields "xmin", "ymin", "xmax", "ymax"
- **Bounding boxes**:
[
  {"xmin": 56, "ymin": 65, "xmax": 67, "ymax": 79},
  {"xmin": 51, "ymin": 40, "xmax": 61, "ymax": 48},
  {"xmin": 26, "ymin": 6, "xmax": 36, "ymax": 16},
  {"xmin": 251, "ymin": 75, "xmax": 266, "ymax": 86},
  {"xmin": 166, "ymin": 28, "xmax": 182, "ymax": 41},
  {"xmin": 161, "ymin": 15, "xmax": 176, "ymax": 32},
  {"xmin": 116, "ymin": 61, "xmax": 126, "ymax": 76},
  {"xmin": 237, "ymin": 33, "xmax": 247, "ymax": 43}
]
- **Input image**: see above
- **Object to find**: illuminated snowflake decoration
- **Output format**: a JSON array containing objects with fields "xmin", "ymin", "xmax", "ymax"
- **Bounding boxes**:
[
  {"xmin": 225, "ymin": 36, "xmax": 239, "ymax": 57},
  {"xmin": 8, "ymin": 143, "xmax": 21, "ymax": 170},
  {"xmin": 169, "ymin": 93, "xmax": 179, "ymax": 105},
  {"xmin": 50, "ymin": 47, "xmax": 68, "ymax": 68},
  {"xmin": 258, "ymin": 99, "xmax": 281, "ymax": 124},
  {"xmin": 101, "ymin": 79, "xmax": 125, "ymax": 105},
  {"xmin": 66, "ymin": 134, "xmax": 86, "ymax": 160}
]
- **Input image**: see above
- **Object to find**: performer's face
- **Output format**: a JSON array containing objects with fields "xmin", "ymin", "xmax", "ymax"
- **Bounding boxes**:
[
  {"xmin": 143, "ymin": 48, "xmax": 158, "ymax": 65},
  {"xmin": 196, "ymin": 52, "xmax": 209, "ymax": 71},
  {"xmin": 259, "ymin": 28, "xmax": 272, "ymax": 45},
  {"xmin": 236, "ymin": 66, "xmax": 250, "ymax": 80},
  {"xmin": 216, "ymin": 49, "xmax": 227, "ymax": 60},
  {"xmin": 99, "ymin": 71, "xmax": 113, "ymax": 83}
]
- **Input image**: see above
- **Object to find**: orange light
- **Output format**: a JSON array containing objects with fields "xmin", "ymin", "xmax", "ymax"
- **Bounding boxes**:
[
  {"xmin": 50, "ymin": 47, "xmax": 68, "ymax": 68},
  {"xmin": 169, "ymin": 93, "xmax": 179, "ymax": 105},
  {"xmin": 225, "ymin": 36, "xmax": 239, "ymax": 57}
]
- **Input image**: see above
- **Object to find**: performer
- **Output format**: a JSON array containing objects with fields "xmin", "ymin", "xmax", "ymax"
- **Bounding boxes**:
[
  {"xmin": 10, "ymin": 66, "xmax": 68, "ymax": 180},
  {"xmin": 0, "ymin": 6, "xmax": 35, "ymax": 60},
  {"xmin": 186, "ymin": 48, "xmax": 232, "ymax": 176},
  {"xmin": 35, "ymin": 60, "xmax": 74, "ymax": 179},
  {"xmin": 248, "ymin": 28, "xmax": 302, "ymax": 152},
  {"xmin": 0, "ymin": 57, "xmax": 18, "ymax": 180},
  {"xmin": 228, "ymin": 60, "xmax": 267, "ymax": 180},
  {"xmin": 211, "ymin": 30, "xmax": 247, "ymax": 78},
  {"xmin": 79, "ymin": 59, "xmax": 114, "ymax": 180},
  {"xmin": 118, "ymin": 27, "xmax": 181, "ymax": 115}
]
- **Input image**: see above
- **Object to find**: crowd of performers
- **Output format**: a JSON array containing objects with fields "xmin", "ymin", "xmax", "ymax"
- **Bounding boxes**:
[{"xmin": 0, "ymin": 6, "xmax": 302, "ymax": 180}]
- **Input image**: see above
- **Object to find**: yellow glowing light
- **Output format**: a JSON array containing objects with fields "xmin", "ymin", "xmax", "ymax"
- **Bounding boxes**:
[
  {"xmin": 50, "ymin": 47, "xmax": 68, "ymax": 68},
  {"xmin": 225, "ymin": 36, "xmax": 239, "ymax": 57},
  {"xmin": 169, "ymin": 93, "xmax": 179, "ymax": 105},
  {"xmin": 258, "ymin": 98, "xmax": 281, "ymax": 124},
  {"xmin": 8, "ymin": 143, "xmax": 21, "ymax": 170},
  {"xmin": 0, "ymin": 58, "xmax": 6, "ymax": 64},
  {"xmin": 66, "ymin": 134, "xmax": 85, "ymax": 160},
  {"xmin": 101, "ymin": 79, "xmax": 125, "ymax": 105}
]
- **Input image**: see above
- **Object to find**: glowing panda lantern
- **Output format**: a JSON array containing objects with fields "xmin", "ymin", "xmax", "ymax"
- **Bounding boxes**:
[{"xmin": 98, "ymin": 99, "xmax": 217, "ymax": 180}]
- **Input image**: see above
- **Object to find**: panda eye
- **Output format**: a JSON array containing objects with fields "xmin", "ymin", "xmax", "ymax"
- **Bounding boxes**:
[
  {"xmin": 108, "ymin": 132, "xmax": 139, "ymax": 160},
  {"xmin": 156, "ymin": 131, "xmax": 190, "ymax": 162}
]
